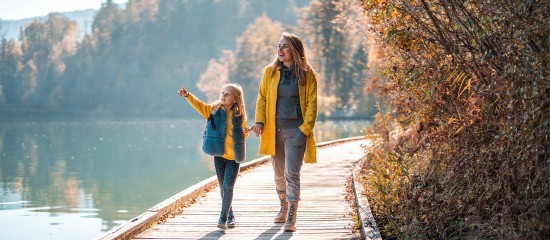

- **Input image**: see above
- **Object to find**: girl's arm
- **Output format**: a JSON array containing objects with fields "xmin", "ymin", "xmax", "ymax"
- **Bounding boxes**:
[
  {"xmin": 178, "ymin": 86, "xmax": 212, "ymax": 119},
  {"xmin": 242, "ymin": 118, "xmax": 249, "ymax": 138}
]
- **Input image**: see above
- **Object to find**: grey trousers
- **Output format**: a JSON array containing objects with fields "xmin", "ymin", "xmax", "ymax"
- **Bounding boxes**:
[{"xmin": 272, "ymin": 127, "xmax": 307, "ymax": 202}]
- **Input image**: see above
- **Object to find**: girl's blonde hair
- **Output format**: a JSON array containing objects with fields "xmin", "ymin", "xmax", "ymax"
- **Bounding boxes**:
[
  {"xmin": 269, "ymin": 32, "xmax": 317, "ymax": 86},
  {"xmin": 212, "ymin": 83, "xmax": 247, "ymax": 119}
]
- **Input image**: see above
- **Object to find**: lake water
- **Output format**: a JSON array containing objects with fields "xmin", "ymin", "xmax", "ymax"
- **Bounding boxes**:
[{"xmin": 0, "ymin": 117, "xmax": 371, "ymax": 240}]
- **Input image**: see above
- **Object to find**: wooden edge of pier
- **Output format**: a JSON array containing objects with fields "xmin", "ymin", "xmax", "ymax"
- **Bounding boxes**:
[
  {"xmin": 352, "ymin": 154, "xmax": 383, "ymax": 240},
  {"xmin": 95, "ymin": 136, "xmax": 380, "ymax": 240}
]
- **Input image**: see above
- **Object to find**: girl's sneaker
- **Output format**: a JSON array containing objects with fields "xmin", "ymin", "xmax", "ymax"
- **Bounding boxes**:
[
  {"xmin": 227, "ymin": 218, "xmax": 236, "ymax": 228},
  {"xmin": 217, "ymin": 221, "xmax": 228, "ymax": 230}
]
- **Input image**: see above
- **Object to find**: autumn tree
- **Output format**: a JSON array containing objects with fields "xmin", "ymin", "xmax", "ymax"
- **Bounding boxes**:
[
  {"xmin": 0, "ymin": 0, "xmax": 313, "ymax": 116},
  {"xmin": 234, "ymin": 15, "xmax": 286, "ymax": 113},
  {"xmin": 197, "ymin": 50, "xmax": 234, "ymax": 102},
  {"xmin": 19, "ymin": 14, "xmax": 77, "ymax": 110},
  {"xmin": 0, "ymin": 38, "xmax": 23, "ymax": 107},
  {"xmin": 359, "ymin": 0, "xmax": 549, "ymax": 238},
  {"xmin": 299, "ymin": 0, "xmax": 370, "ymax": 117}
]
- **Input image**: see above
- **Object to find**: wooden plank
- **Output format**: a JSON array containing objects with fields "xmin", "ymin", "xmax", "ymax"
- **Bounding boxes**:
[
  {"xmin": 95, "ymin": 156, "xmax": 271, "ymax": 240},
  {"xmin": 102, "ymin": 136, "xmax": 369, "ymax": 240}
]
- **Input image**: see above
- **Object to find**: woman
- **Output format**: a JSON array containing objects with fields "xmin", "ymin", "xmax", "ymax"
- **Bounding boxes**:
[{"xmin": 250, "ymin": 32, "xmax": 318, "ymax": 232}]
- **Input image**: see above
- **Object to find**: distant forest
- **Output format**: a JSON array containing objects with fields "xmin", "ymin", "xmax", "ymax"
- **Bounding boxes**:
[{"xmin": 0, "ymin": 0, "xmax": 376, "ymax": 118}]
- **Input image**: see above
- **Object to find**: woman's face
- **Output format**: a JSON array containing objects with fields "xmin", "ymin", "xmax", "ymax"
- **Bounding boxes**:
[
  {"xmin": 219, "ymin": 87, "xmax": 236, "ymax": 109},
  {"xmin": 278, "ymin": 37, "xmax": 293, "ymax": 67}
]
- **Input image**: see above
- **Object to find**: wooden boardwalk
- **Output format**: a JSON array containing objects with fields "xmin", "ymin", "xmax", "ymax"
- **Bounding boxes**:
[{"xmin": 99, "ymin": 137, "xmax": 370, "ymax": 240}]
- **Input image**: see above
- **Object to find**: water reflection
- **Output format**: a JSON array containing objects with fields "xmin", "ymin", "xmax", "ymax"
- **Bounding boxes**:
[
  {"xmin": 314, "ymin": 119, "xmax": 369, "ymax": 142},
  {"xmin": 0, "ymin": 117, "xmax": 370, "ymax": 239}
]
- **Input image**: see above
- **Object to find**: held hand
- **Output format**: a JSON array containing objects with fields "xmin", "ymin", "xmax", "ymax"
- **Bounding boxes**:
[
  {"xmin": 250, "ymin": 124, "xmax": 264, "ymax": 137},
  {"xmin": 177, "ymin": 86, "xmax": 189, "ymax": 97},
  {"xmin": 243, "ymin": 126, "xmax": 251, "ymax": 133}
]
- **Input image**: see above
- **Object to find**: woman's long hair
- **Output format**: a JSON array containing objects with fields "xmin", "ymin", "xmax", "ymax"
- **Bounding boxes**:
[{"xmin": 269, "ymin": 32, "xmax": 316, "ymax": 86}]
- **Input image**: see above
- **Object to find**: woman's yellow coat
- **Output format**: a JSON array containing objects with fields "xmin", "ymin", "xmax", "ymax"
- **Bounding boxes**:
[{"xmin": 254, "ymin": 66, "xmax": 318, "ymax": 163}]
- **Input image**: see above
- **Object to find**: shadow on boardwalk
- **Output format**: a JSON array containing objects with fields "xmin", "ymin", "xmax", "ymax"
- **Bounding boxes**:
[{"xmin": 98, "ymin": 137, "xmax": 374, "ymax": 240}]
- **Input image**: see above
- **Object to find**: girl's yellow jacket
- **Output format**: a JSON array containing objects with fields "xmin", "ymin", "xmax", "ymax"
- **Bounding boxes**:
[
  {"xmin": 185, "ymin": 93, "xmax": 248, "ymax": 161},
  {"xmin": 254, "ymin": 66, "xmax": 318, "ymax": 163}
]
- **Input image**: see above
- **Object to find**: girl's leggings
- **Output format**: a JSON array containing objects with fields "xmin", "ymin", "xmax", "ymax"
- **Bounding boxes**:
[{"xmin": 214, "ymin": 156, "xmax": 240, "ymax": 223}]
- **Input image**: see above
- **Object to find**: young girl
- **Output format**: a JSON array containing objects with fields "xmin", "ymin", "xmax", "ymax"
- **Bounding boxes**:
[{"xmin": 178, "ymin": 83, "xmax": 249, "ymax": 230}]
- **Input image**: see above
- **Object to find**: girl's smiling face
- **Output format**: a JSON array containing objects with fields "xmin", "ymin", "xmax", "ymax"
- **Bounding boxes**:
[
  {"xmin": 219, "ymin": 86, "xmax": 236, "ymax": 109},
  {"xmin": 278, "ymin": 37, "xmax": 293, "ymax": 67}
]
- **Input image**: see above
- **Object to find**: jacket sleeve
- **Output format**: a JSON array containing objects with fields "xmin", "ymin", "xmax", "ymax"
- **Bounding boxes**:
[
  {"xmin": 254, "ymin": 67, "xmax": 270, "ymax": 124},
  {"xmin": 184, "ymin": 93, "xmax": 213, "ymax": 119},
  {"xmin": 299, "ymin": 71, "xmax": 318, "ymax": 136},
  {"xmin": 243, "ymin": 117, "xmax": 249, "ymax": 139}
]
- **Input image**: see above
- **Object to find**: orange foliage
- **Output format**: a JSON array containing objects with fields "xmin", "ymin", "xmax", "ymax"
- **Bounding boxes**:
[{"xmin": 359, "ymin": 0, "xmax": 549, "ymax": 239}]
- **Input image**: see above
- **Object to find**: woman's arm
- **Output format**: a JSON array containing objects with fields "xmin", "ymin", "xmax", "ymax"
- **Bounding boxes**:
[
  {"xmin": 252, "ymin": 67, "xmax": 270, "ymax": 137},
  {"xmin": 299, "ymin": 72, "xmax": 318, "ymax": 136},
  {"xmin": 254, "ymin": 67, "xmax": 269, "ymax": 124}
]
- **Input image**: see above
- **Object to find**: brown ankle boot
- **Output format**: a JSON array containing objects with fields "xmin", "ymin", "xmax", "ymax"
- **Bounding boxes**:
[
  {"xmin": 274, "ymin": 193, "xmax": 288, "ymax": 223},
  {"xmin": 284, "ymin": 201, "xmax": 298, "ymax": 232}
]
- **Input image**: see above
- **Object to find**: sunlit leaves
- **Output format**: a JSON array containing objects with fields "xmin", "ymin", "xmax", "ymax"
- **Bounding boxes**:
[
  {"xmin": 300, "ymin": 0, "xmax": 370, "ymax": 116},
  {"xmin": 197, "ymin": 50, "xmax": 234, "ymax": 102},
  {"xmin": 231, "ymin": 15, "xmax": 285, "ymax": 112},
  {"xmin": 360, "ymin": 0, "xmax": 549, "ymax": 238}
]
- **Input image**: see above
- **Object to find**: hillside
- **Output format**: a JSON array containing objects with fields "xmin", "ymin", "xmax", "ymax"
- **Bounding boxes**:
[{"xmin": 1, "ymin": 8, "xmax": 111, "ymax": 40}]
